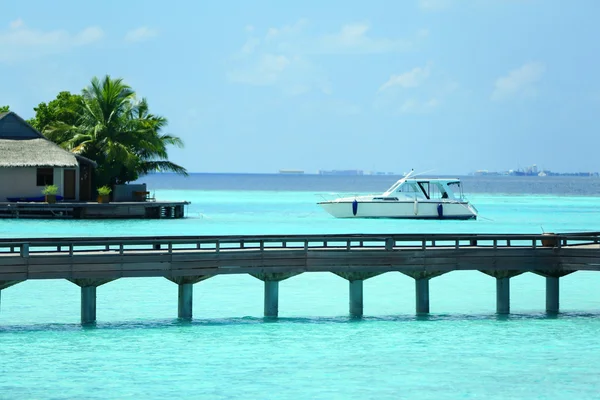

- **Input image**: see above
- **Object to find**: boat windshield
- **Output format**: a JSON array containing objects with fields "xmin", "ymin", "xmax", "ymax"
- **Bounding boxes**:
[
  {"xmin": 384, "ymin": 179, "xmax": 404, "ymax": 194},
  {"xmin": 383, "ymin": 170, "xmax": 414, "ymax": 195},
  {"xmin": 382, "ymin": 180, "xmax": 423, "ymax": 198},
  {"xmin": 448, "ymin": 181, "xmax": 464, "ymax": 199}
]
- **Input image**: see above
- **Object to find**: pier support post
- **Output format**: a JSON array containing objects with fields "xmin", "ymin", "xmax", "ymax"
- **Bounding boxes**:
[
  {"xmin": 335, "ymin": 272, "xmax": 381, "ymax": 317},
  {"xmin": 400, "ymin": 272, "xmax": 444, "ymax": 315},
  {"xmin": 178, "ymin": 283, "xmax": 193, "ymax": 320},
  {"xmin": 166, "ymin": 276, "xmax": 212, "ymax": 321},
  {"xmin": 546, "ymin": 276, "xmax": 559, "ymax": 314},
  {"xmin": 349, "ymin": 280, "xmax": 363, "ymax": 317},
  {"xmin": 250, "ymin": 272, "xmax": 301, "ymax": 318},
  {"xmin": 534, "ymin": 270, "xmax": 574, "ymax": 314},
  {"xmin": 81, "ymin": 286, "xmax": 97, "ymax": 325},
  {"xmin": 480, "ymin": 271, "xmax": 523, "ymax": 315},
  {"xmin": 496, "ymin": 277, "xmax": 510, "ymax": 315},
  {"xmin": 264, "ymin": 280, "xmax": 279, "ymax": 318},
  {"xmin": 415, "ymin": 278, "xmax": 430, "ymax": 314},
  {"xmin": 69, "ymin": 279, "xmax": 113, "ymax": 325}
]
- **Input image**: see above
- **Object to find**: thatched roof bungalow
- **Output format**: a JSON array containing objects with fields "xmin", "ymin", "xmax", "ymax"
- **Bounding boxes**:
[{"xmin": 0, "ymin": 111, "xmax": 95, "ymax": 202}]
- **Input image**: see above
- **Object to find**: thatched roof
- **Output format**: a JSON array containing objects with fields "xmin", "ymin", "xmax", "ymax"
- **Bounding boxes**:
[{"xmin": 0, "ymin": 112, "xmax": 80, "ymax": 168}]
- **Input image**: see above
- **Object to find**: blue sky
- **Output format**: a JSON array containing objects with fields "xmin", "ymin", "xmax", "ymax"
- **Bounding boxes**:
[{"xmin": 1, "ymin": 0, "xmax": 599, "ymax": 174}]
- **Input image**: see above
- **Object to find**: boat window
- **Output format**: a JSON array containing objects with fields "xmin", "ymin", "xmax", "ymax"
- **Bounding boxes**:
[
  {"xmin": 430, "ymin": 183, "xmax": 448, "ymax": 200},
  {"xmin": 396, "ymin": 183, "xmax": 420, "ymax": 195},
  {"xmin": 373, "ymin": 197, "xmax": 399, "ymax": 201},
  {"xmin": 417, "ymin": 182, "xmax": 430, "ymax": 199},
  {"xmin": 447, "ymin": 181, "xmax": 464, "ymax": 199}
]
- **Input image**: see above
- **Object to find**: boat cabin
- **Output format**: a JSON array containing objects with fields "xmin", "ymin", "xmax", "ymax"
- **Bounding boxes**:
[{"xmin": 382, "ymin": 178, "xmax": 465, "ymax": 201}]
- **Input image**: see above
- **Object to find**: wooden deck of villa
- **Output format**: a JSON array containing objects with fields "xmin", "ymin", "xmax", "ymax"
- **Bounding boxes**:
[
  {"xmin": 0, "ymin": 200, "xmax": 189, "ymax": 219},
  {"xmin": 1, "ymin": 232, "xmax": 600, "ymax": 324}
]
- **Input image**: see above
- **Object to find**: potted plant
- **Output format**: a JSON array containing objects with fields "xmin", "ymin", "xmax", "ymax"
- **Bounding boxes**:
[
  {"xmin": 42, "ymin": 184, "xmax": 58, "ymax": 204},
  {"xmin": 541, "ymin": 233, "xmax": 558, "ymax": 247},
  {"xmin": 97, "ymin": 186, "xmax": 112, "ymax": 203}
]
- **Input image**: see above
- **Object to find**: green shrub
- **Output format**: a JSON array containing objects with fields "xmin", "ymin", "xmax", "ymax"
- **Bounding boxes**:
[
  {"xmin": 41, "ymin": 184, "xmax": 58, "ymax": 195},
  {"xmin": 97, "ymin": 185, "xmax": 112, "ymax": 196}
]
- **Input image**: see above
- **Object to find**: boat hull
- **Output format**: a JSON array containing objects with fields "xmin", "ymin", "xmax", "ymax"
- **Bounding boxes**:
[{"xmin": 318, "ymin": 200, "xmax": 477, "ymax": 220}]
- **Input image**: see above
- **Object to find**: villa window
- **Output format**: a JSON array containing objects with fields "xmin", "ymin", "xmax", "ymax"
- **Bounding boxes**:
[{"xmin": 37, "ymin": 168, "xmax": 54, "ymax": 186}]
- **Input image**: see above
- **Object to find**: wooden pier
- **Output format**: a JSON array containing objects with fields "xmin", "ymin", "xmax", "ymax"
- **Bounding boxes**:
[
  {"xmin": 0, "ymin": 201, "xmax": 189, "ymax": 219},
  {"xmin": 0, "ymin": 232, "xmax": 599, "ymax": 324}
]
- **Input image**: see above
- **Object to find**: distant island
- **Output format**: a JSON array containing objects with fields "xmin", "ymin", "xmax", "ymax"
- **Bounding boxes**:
[{"xmin": 472, "ymin": 164, "xmax": 599, "ymax": 177}]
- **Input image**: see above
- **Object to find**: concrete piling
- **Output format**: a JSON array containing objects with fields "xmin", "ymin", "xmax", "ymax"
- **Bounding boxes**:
[
  {"xmin": 264, "ymin": 280, "xmax": 279, "ymax": 317},
  {"xmin": 415, "ymin": 278, "xmax": 430, "ymax": 314},
  {"xmin": 496, "ymin": 277, "xmax": 510, "ymax": 314},
  {"xmin": 178, "ymin": 283, "xmax": 193, "ymax": 320},
  {"xmin": 80, "ymin": 286, "xmax": 97, "ymax": 325},
  {"xmin": 349, "ymin": 280, "xmax": 364, "ymax": 317},
  {"xmin": 546, "ymin": 276, "xmax": 559, "ymax": 314}
]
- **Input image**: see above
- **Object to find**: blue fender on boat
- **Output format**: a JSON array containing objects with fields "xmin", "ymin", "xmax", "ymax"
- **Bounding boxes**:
[
  {"xmin": 437, "ymin": 203, "xmax": 443, "ymax": 218},
  {"xmin": 352, "ymin": 200, "xmax": 358, "ymax": 216}
]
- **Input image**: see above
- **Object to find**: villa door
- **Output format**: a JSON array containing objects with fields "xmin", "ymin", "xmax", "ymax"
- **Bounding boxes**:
[{"xmin": 63, "ymin": 169, "xmax": 76, "ymax": 200}]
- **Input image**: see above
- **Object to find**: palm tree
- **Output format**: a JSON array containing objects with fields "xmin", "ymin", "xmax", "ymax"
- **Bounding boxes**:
[
  {"xmin": 44, "ymin": 75, "xmax": 187, "ymax": 187},
  {"xmin": 118, "ymin": 97, "xmax": 187, "ymax": 183}
]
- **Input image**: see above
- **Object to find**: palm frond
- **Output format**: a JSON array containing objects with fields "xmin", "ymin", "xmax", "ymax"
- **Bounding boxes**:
[{"xmin": 138, "ymin": 160, "xmax": 188, "ymax": 176}]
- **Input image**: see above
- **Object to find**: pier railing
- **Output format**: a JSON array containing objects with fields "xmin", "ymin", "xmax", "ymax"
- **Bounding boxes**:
[{"xmin": 0, "ymin": 232, "xmax": 599, "ymax": 256}]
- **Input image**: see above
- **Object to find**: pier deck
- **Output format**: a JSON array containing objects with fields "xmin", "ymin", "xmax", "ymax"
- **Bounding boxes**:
[
  {"xmin": 0, "ymin": 200, "xmax": 189, "ymax": 219},
  {"xmin": 1, "ymin": 232, "xmax": 599, "ymax": 324}
]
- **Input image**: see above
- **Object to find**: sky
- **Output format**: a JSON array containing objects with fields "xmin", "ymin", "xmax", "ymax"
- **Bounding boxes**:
[{"xmin": 1, "ymin": 0, "xmax": 599, "ymax": 175}]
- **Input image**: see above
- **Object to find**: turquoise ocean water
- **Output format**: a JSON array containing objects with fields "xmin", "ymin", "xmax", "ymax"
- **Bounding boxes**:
[{"xmin": 2, "ymin": 174, "xmax": 600, "ymax": 399}]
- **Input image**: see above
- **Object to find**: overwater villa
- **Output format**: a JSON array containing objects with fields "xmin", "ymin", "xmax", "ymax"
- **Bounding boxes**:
[
  {"xmin": 0, "ymin": 111, "xmax": 96, "ymax": 202},
  {"xmin": 0, "ymin": 111, "xmax": 188, "ymax": 219}
]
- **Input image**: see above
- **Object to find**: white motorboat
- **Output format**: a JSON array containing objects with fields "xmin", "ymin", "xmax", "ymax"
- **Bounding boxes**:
[{"xmin": 317, "ymin": 171, "xmax": 478, "ymax": 219}]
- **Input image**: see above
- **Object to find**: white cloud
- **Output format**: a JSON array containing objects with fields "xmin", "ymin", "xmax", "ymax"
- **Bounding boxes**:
[
  {"xmin": 228, "ymin": 19, "xmax": 425, "ymax": 96},
  {"xmin": 397, "ymin": 81, "xmax": 457, "ymax": 114},
  {"xmin": 376, "ymin": 65, "xmax": 458, "ymax": 114},
  {"xmin": 491, "ymin": 62, "xmax": 545, "ymax": 101},
  {"xmin": 417, "ymin": 28, "xmax": 430, "ymax": 38},
  {"xmin": 418, "ymin": 0, "xmax": 453, "ymax": 11},
  {"xmin": 228, "ymin": 51, "xmax": 331, "ymax": 96},
  {"xmin": 240, "ymin": 37, "xmax": 260, "ymax": 55},
  {"xmin": 124, "ymin": 27, "xmax": 158, "ymax": 43},
  {"xmin": 9, "ymin": 18, "xmax": 24, "ymax": 29},
  {"xmin": 0, "ymin": 19, "xmax": 104, "ymax": 62},
  {"xmin": 74, "ymin": 27, "xmax": 104, "ymax": 45},
  {"xmin": 228, "ymin": 54, "xmax": 291, "ymax": 86},
  {"xmin": 266, "ymin": 19, "xmax": 308, "ymax": 40},
  {"xmin": 399, "ymin": 98, "xmax": 439, "ymax": 114},
  {"xmin": 314, "ymin": 23, "xmax": 413, "ymax": 54},
  {"xmin": 379, "ymin": 64, "xmax": 432, "ymax": 92},
  {"xmin": 228, "ymin": 19, "xmax": 331, "ymax": 95}
]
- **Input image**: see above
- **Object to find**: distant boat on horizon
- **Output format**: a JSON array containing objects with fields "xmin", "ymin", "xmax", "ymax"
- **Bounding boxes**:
[{"xmin": 278, "ymin": 169, "xmax": 304, "ymax": 174}]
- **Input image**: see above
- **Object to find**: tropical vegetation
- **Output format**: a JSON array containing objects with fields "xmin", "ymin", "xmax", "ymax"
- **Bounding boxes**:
[
  {"xmin": 28, "ymin": 91, "xmax": 82, "ymax": 133},
  {"xmin": 97, "ymin": 185, "xmax": 112, "ymax": 196},
  {"xmin": 41, "ymin": 184, "xmax": 58, "ymax": 195},
  {"xmin": 32, "ymin": 75, "xmax": 187, "ymax": 188}
]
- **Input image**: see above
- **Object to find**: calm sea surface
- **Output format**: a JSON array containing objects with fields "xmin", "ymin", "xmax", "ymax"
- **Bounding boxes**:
[{"xmin": 2, "ymin": 174, "xmax": 600, "ymax": 399}]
